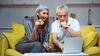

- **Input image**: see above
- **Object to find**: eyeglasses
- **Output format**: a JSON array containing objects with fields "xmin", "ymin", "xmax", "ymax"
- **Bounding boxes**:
[{"xmin": 57, "ymin": 15, "xmax": 68, "ymax": 18}]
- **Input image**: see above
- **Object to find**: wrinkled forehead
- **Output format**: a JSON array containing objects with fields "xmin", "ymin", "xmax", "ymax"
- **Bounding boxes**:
[{"xmin": 56, "ymin": 8, "xmax": 68, "ymax": 15}]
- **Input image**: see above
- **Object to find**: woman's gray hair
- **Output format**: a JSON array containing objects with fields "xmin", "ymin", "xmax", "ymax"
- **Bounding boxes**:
[
  {"xmin": 35, "ymin": 5, "xmax": 48, "ymax": 13},
  {"xmin": 33, "ymin": 5, "xmax": 49, "ymax": 21}
]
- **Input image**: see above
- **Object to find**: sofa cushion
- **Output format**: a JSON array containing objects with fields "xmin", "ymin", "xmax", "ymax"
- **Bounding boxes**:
[
  {"xmin": 5, "ymin": 49, "xmax": 23, "ymax": 56},
  {"xmin": 0, "ymin": 36, "xmax": 2, "ymax": 56},
  {"xmin": 2, "ymin": 22, "xmax": 25, "ymax": 49},
  {"xmin": 84, "ymin": 47, "xmax": 100, "ymax": 55},
  {"xmin": 80, "ymin": 25, "xmax": 99, "ymax": 50},
  {"xmin": 0, "ymin": 37, "xmax": 2, "ymax": 55},
  {"xmin": 49, "ymin": 32, "xmax": 53, "ymax": 45},
  {"xmin": 80, "ymin": 25, "xmax": 96, "ymax": 40},
  {"xmin": 11, "ymin": 22, "xmax": 25, "ymax": 38},
  {"xmin": 83, "ymin": 32, "xmax": 99, "ymax": 49},
  {"xmin": 0, "ymin": 36, "xmax": 8, "ymax": 56},
  {"xmin": 2, "ymin": 32, "xmax": 21, "ymax": 49},
  {"xmin": 98, "ymin": 34, "xmax": 100, "ymax": 47}
]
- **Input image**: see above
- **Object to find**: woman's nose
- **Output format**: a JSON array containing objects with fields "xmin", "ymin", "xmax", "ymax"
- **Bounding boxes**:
[{"xmin": 44, "ymin": 15, "xmax": 48, "ymax": 18}]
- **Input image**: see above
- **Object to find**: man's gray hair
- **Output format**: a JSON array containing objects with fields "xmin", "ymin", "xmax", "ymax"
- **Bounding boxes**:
[{"xmin": 56, "ymin": 5, "xmax": 68, "ymax": 11}]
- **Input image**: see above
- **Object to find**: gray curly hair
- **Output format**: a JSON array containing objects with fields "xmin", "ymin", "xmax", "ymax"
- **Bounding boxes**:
[{"xmin": 56, "ymin": 5, "xmax": 68, "ymax": 14}]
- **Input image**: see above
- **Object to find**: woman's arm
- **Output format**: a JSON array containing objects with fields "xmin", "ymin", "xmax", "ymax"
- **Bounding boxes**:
[
  {"xmin": 31, "ymin": 25, "xmax": 37, "ymax": 40},
  {"xmin": 31, "ymin": 20, "xmax": 41, "ymax": 40},
  {"xmin": 24, "ymin": 19, "xmax": 38, "ymax": 41}
]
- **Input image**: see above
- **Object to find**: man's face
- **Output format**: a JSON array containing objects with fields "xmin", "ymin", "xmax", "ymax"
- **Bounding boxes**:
[{"xmin": 56, "ymin": 8, "xmax": 68, "ymax": 22}]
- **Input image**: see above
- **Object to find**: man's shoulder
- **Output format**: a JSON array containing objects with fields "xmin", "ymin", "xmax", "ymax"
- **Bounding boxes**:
[
  {"xmin": 68, "ymin": 17, "xmax": 74, "ymax": 21},
  {"xmin": 68, "ymin": 17, "xmax": 79, "ymax": 23},
  {"xmin": 52, "ymin": 20, "xmax": 58, "ymax": 25}
]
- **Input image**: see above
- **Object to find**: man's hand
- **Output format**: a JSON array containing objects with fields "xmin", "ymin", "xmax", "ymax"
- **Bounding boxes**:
[
  {"xmin": 43, "ymin": 43, "xmax": 52, "ymax": 52},
  {"xmin": 60, "ymin": 21, "xmax": 67, "ymax": 29},
  {"xmin": 58, "ymin": 43, "xmax": 64, "ymax": 52}
]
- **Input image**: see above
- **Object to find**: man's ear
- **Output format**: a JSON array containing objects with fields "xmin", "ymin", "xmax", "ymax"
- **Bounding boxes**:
[{"xmin": 56, "ymin": 17, "xmax": 58, "ymax": 20}]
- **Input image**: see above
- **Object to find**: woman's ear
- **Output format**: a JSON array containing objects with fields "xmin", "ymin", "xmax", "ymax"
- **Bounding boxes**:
[{"xmin": 37, "ymin": 13, "xmax": 39, "ymax": 16}]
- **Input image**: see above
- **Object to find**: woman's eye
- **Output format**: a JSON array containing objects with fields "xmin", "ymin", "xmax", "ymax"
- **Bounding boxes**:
[{"xmin": 43, "ymin": 13, "xmax": 45, "ymax": 14}]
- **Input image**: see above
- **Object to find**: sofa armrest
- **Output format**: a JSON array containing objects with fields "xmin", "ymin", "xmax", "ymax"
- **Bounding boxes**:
[{"xmin": 0, "ymin": 36, "xmax": 9, "ymax": 56}]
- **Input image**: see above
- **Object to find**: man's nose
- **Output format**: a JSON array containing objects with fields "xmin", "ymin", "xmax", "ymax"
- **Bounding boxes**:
[{"xmin": 61, "ymin": 16, "xmax": 64, "ymax": 19}]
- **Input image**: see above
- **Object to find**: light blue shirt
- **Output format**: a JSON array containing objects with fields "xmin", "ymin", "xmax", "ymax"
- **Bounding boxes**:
[{"xmin": 51, "ymin": 17, "xmax": 80, "ymax": 42}]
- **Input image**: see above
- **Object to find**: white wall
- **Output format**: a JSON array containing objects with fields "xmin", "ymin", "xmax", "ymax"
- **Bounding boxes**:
[
  {"xmin": 0, "ymin": 0, "xmax": 100, "ymax": 27},
  {"xmin": 0, "ymin": 8, "xmax": 36, "ymax": 27}
]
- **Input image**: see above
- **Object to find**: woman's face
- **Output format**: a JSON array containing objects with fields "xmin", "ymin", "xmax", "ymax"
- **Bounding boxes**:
[{"xmin": 37, "ymin": 9, "xmax": 49, "ymax": 21}]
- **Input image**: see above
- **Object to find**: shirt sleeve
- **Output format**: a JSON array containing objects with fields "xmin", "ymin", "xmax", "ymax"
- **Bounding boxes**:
[
  {"xmin": 71, "ymin": 19, "xmax": 80, "ymax": 31},
  {"xmin": 51, "ymin": 22, "xmax": 58, "ymax": 33},
  {"xmin": 24, "ymin": 19, "xmax": 34, "ymax": 41}
]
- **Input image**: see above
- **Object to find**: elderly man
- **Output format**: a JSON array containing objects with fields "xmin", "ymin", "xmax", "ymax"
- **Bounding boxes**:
[{"xmin": 51, "ymin": 5, "xmax": 81, "ymax": 52}]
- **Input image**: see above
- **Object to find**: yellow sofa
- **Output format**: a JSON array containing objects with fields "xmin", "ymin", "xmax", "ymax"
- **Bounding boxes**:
[
  {"xmin": 0, "ymin": 22, "xmax": 24, "ymax": 56},
  {"xmin": 49, "ymin": 25, "xmax": 100, "ymax": 56},
  {"xmin": 0, "ymin": 22, "xmax": 100, "ymax": 56},
  {"xmin": 80, "ymin": 25, "xmax": 100, "ymax": 56}
]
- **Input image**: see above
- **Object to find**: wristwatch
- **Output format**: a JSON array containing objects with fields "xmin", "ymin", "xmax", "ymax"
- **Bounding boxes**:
[{"xmin": 65, "ymin": 25, "xmax": 70, "ymax": 30}]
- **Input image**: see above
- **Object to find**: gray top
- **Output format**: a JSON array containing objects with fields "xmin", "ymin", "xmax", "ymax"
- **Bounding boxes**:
[{"xmin": 17, "ymin": 17, "xmax": 50, "ymax": 44}]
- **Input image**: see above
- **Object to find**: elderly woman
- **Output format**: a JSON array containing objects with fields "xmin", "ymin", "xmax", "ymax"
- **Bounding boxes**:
[{"xmin": 15, "ymin": 5, "xmax": 51, "ymax": 53}]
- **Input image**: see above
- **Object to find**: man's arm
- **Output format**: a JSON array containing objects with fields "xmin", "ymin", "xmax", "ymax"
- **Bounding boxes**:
[
  {"xmin": 52, "ymin": 32, "xmax": 64, "ymax": 51},
  {"xmin": 60, "ymin": 20, "xmax": 81, "ymax": 37},
  {"xmin": 52, "ymin": 32, "xmax": 59, "ymax": 46},
  {"xmin": 66, "ymin": 27, "xmax": 81, "ymax": 37},
  {"xmin": 51, "ymin": 21, "xmax": 64, "ymax": 51}
]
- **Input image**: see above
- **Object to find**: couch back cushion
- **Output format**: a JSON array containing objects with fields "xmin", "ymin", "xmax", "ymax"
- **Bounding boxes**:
[
  {"xmin": 80, "ymin": 25, "xmax": 99, "ymax": 49},
  {"xmin": 2, "ymin": 32, "xmax": 20, "ymax": 49},
  {"xmin": 11, "ymin": 22, "xmax": 25, "ymax": 38},
  {"xmin": 84, "ymin": 47, "xmax": 100, "ymax": 55},
  {"xmin": 83, "ymin": 32, "xmax": 99, "ymax": 49},
  {"xmin": 98, "ymin": 35, "xmax": 100, "ymax": 47},
  {"xmin": 2, "ymin": 22, "xmax": 25, "ymax": 49},
  {"xmin": 49, "ymin": 32, "xmax": 53, "ymax": 45},
  {"xmin": 80, "ymin": 25, "xmax": 96, "ymax": 40},
  {"xmin": 0, "ymin": 36, "xmax": 2, "ymax": 56}
]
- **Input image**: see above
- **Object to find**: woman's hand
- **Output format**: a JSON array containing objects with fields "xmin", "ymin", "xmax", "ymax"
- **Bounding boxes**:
[
  {"xmin": 34, "ymin": 19, "xmax": 43, "ymax": 30},
  {"xmin": 34, "ymin": 20, "xmax": 41, "ymax": 28}
]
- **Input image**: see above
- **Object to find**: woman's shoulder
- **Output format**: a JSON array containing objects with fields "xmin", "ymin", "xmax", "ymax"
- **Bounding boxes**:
[
  {"xmin": 24, "ymin": 16, "xmax": 34, "ymax": 25},
  {"xmin": 25, "ymin": 16, "xmax": 34, "ymax": 21},
  {"xmin": 24, "ymin": 16, "xmax": 34, "ymax": 23}
]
